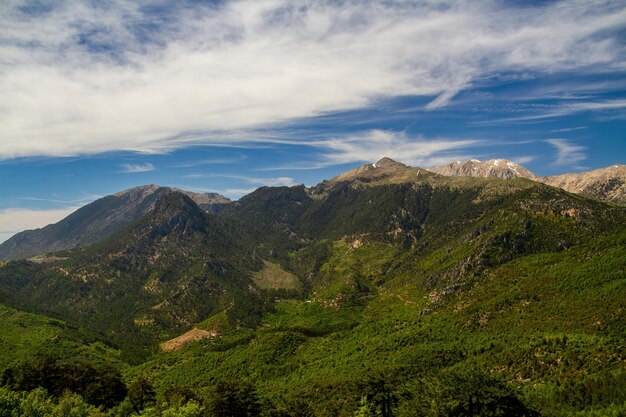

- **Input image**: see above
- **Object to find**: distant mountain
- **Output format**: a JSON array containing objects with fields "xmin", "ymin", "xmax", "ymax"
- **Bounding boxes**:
[
  {"xmin": 0, "ymin": 191, "xmax": 261, "ymax": 360},
  {"xmin": 428, "ymin": 158, "xmax": 626, "ymax": 204},
  {"xmin": 0, "ymin": 185, "xmax": 231, "ymax": 260},
  {"xmin": 540, "ymin": 165, "xmax": 626, "ymax": 204},
  {"xmin": 429, "ymin": 159, "xmax": 538, "ymax": 180}
]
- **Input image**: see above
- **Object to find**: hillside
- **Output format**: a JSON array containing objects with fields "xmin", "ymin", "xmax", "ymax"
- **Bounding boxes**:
[
  {"xmin": 0, "ymin": 192, "xmax": 260, "ymax": 361},
  {"xmin": 0, "ymin": 160, "xmax": 625, "ymax": 416},
  {"xmin": 0, "ymin": 186, "xmax": 231, "ymax": 261},
  {"xmin": 541, "ymin": 164, "xmax": 626, "ymax": 204}
]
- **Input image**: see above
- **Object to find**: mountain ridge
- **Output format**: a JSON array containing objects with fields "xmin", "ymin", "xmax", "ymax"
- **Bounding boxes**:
[
  {"xmin": 0, "ymin": 186, "xmax": 231, "ymax": 260},
  {"xmin": 1, "ymin": 157, "xmax": 624, "ymax": 261},
  {"xmin": 0, "ymin": 158, "xmax": 625, "ymax": 415},
  {"xmin": 541, "ymin": 164, "xmax": 626, "ymax": 204},
  {"xmin": 428, "ymin": 158, "xmax": 625, "ymax": 203},
  {"xmin": 429, "ymin": 158, "xmax": 538, "ymax": 180}
]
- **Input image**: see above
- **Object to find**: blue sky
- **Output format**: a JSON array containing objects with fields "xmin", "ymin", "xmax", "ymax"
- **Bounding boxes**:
[{"xmin": 0, "ymin": 0, "xmax": 625, "ymax": 242}]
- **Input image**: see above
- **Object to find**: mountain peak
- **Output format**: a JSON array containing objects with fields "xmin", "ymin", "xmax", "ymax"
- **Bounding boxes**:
[
  {"xmin": 113, "ymin": 184, "xmax": 162, "ymax": 198},
  {"xmin": 429, "ymin": 158, "xmax": 537, "ymax": 180},
  {"xmin": 541, "ymin": 164, "xmax": 626, "ymax": 204},
  {"xmin": 374, "ymin": 157, "xmax": 406, "ymax": 168},
  {"xmin": 0, "ymin": 185, "xmax": 231, "ymax": 260},
  {"xmin": 328, "ymin": 157, "xmax": 412, "ymax": 184}
]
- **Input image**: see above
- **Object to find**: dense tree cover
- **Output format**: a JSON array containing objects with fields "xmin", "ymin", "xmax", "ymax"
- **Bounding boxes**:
[
  {"xmin": 0, "ymin": 179, "xmax": 625, "ymax": 416},
  {"xmin": 2, "ymin": 357, "xmax": 126, "ymax": 409},
  {"xmin": 0, "ymin": 370, "xmax": 542, "ymax": 417}
]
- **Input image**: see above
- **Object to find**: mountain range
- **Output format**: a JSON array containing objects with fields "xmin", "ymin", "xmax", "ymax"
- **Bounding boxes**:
[
  {"xmin": 0, "ymin": 186, "xmax": 231, "ymax": 260},
  {"xmin": 429, "ymin": 158, "xmax": 626, "ymax": 203},
  {"xmin": 1, "ymin": 158, "xmax": 623, "ymax": 262},
  {"xmin": 0, "ymin": 157, "xmax": 624, "ymax": 416}
]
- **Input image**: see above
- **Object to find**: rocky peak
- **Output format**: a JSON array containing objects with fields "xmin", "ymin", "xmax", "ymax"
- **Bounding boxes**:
[
  {"xmin": 540, "ymin": 165, "xmax": 626, "ymax": 204},
  {"xmin": 137, "ymin": 191, "xmax": 210, "ymax": 241},
  {"xmin": 327, "ymin": 157, "xmax": 411, "ymax": 184},
  {"xmin": 429, "ymin": 159, "xmax": 537, "ymax": 180},
  {"xmin": 374, "ymin": 157, "xmax": 407, "ymax": 169}
]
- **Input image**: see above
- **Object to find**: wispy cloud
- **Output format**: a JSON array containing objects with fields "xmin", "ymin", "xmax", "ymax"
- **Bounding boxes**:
[
  {"xmin": 183, "ymin": 173, "xmax": 296, "ymax": 187},
  {"xmin": 0, "ymin": 206, "xmax": 81, "ymax": 244},
  {"xmin": 169, "ymin": 155, "xmax": 247, "ymax": 168},
  {"xmin": 119, "ymin": 162, "xmax": 155, "ymax": 173},
  {"xmin": 316, "ymin": 130, "xmax": 484, "ymax": 168},
  {"xmin": 546, "ymin": 139, "xmax": 587, "ymax": 166},
  {"xmin": 550, "ymin": 126, "xmax": 587, "ymax": 133},
  {"xmin": 1, "ymin": 1, "xmax": 624, "ymax": 158},
  {"xmin": 510, "ymin": 155, "xmax": 536, "ymax": 165},
  {"xmin": 222, "ymin": 188, "xmax": 258, "ymax": 199},
  {"xmin": 475, "ymin": 100, "xmax": 626, "ymax": 125}
]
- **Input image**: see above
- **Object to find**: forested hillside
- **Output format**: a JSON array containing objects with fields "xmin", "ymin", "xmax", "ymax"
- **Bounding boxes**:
[{"xmin": 0, "ymin": 161, "xmax": 625, "ymax": 416}]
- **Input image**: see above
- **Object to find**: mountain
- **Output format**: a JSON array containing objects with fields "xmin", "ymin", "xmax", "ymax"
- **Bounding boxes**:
[
  {"xmin": 429, "ymin": 158, "xmax": 538, "ymax": 179},
  {"xmin": 326, "ymin": 156, "xmax": 410, "ymax": 183},
  {"xmin": 0, "ymin": 191, "xmax": 260, "ymax": 361},
  {"xmin": 0, "ymin": 185, "xmax": 231, "ymax": 261},
  {"xmin": 0, "ymin": 158, "xmax": 625, "ymax": 415},
  {"xmin": 429, "ymin": 158, "xmax": 626, "ymax": 204},
  {"xmin": 540, "ymin": 164, "xmax": 626, "ymax": 204}
]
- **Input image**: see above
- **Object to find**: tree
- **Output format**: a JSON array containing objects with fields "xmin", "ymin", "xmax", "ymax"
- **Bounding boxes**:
[
  {"xmin": 208, "ymin": 380, "xmax": 261, "ymax": 417},
  {"xmin": 436, "ymin": 369, "xmax": 540, "ymax": 417},
  {"xmin": 127, "ymin": 376, "xmax": 156, "ymax": 411}
]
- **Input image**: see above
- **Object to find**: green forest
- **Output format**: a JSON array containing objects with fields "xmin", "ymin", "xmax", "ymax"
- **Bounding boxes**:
[{"xmin": 1, "ymin": 174, "xmax": 625, "ymax": 416}]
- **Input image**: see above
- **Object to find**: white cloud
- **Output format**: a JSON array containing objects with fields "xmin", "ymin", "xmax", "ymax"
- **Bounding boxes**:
[
  {"xmin": 119, "ymin": 162, "xmax": 155, "ymax": 173},
  {"xmin": 170, "ymin": 155, "xmax": 247, "ymax": 168},
  {"xmin": 546, "ymin": 139, "xmax": 587, "ymax": 166},
  {"xmin": 550, "ymin": 126, "xmax": 587, "ymax": 133},
  {"xmin": 0, "ymin": 206, "xmax": 80, "ymax": 244},
  {"xmin": 183, "ymin": 173, "xmax": 296, "ymax": 186},
  {"xmin": 476, "ymin": 99, "xmax": 626, "ymax": 125},
  {"xmin": 222, "ymin": 188, "xmax": 259, "ymax": 199},
  {"xmin": 242, "ymin": 176, "xmax": 296, "ymax": 187},
  {"xmin": 510, "ymin": 155, "xmax": 536, "ymax": 165},
  {"xmin": 316, "ymin": 130, "xmax": 483, "ymax": 167},
  {"xmin": 0, "ymin": 0, "xmax": 624, "ymax": 158}
]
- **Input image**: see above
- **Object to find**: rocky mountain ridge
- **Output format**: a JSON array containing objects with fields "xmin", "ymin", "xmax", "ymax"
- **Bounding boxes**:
[
  {"xmin": 1, "ymin": 157, "xmax": 624, "ymax": 261},
  {"xmin": 541, "ymin": 164, "xmax": 626, "ymax": 204},
  {"xmin": 0, "ymin": 185, "xmax": 231, "ymax": 260},
  {"xmin": 429, "ymin": 158, "xmax": 625, "ymax": 203},
  {"xmin": 429, "ymin": 159, "xmax": 538, "ymax": 180}
]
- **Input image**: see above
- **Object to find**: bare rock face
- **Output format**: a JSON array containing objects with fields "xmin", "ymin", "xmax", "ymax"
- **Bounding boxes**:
[
  {"xmin": 540, "ymin": 165, "xmax": 626, "ymax": 204},
  {"xmin": 429, "ymin": 159, "xmax": 538, "ymax": 180}
]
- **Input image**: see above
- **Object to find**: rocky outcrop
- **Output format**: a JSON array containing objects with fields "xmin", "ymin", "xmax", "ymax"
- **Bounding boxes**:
[
  {"xmin": 429, "ymin": 159, "xmax": 537, "ymax": 180},
  {"xmin": 540, "ymin": 165, "xmax": 626, "ymax": 204}
]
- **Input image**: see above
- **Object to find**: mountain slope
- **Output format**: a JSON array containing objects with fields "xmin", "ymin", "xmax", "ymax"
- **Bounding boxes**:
[
  {"xmin": 129, "ymin": 168, "xmax": 626, "ymax": 416},
  {"xmin": 1, "ymin": 159, "xmax": 625, "ymax": 415},
  {"xmin": 133, "ymin": 227, "xmax": 626, "ymax": 416},
  {"xmin": 429, "ymin": 159, "xmax": 538, "ymax": 179},
  {"xmin": 0, "ymin": 185, "xmax": 231, "ymax": 261},
  {"xmin": 0, "ymin": 192, "xmax": 260, "ymax": 361},
  {"xmin": 540, "ymin": 164, "xmax": 626, "ymax": 204}
]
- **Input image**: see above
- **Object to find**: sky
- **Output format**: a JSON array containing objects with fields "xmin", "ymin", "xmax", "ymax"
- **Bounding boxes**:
[{"xmin": 1, "ymin": 0, "xmax": 625, "ymax": 243}]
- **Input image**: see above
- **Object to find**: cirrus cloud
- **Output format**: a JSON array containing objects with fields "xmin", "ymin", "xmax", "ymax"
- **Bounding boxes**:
[{"xmin": 1, "ymin": 0, "xmax": 625, "ymax": 159}]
